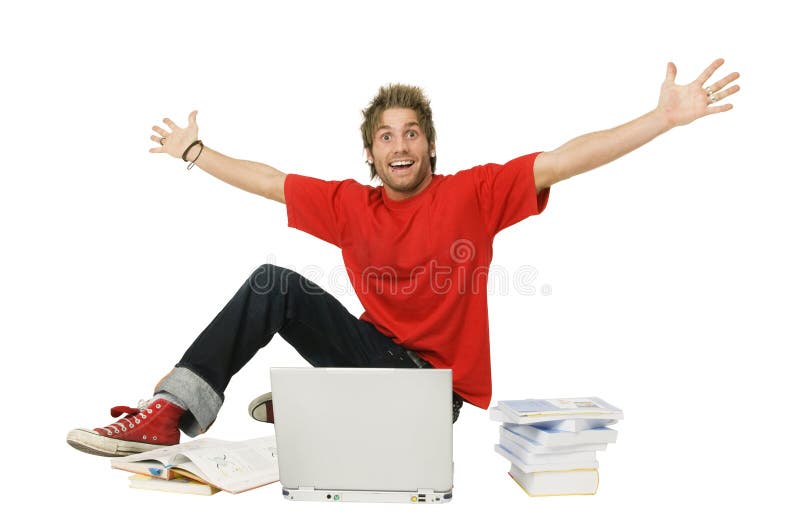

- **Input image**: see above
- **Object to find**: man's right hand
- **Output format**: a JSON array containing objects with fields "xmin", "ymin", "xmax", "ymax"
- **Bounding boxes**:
[
  {"xmin": 149, "ymin": 110, "xmax": 199, "ymax": 159},
  {"xmin": 145, "ymin": 110, "xmax": 286, "ymax": 202}
]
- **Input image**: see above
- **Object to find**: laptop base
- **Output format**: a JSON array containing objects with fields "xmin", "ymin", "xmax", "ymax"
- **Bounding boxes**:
[{"xmin": 282, "ymin": 487, "xmax": 453, "ymax": 504}]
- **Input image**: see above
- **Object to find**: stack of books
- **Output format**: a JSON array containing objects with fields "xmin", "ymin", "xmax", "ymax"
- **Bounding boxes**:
[{"xmin": 490, "ymin": 397, "xmax": 623, "ymax": 497}]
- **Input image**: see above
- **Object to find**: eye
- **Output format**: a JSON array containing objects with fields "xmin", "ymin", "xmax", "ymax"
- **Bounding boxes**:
[
  {"xmin": 381, "ymin": 133, "xmax": 391, "ymax": 142},
  {"xmin": 407, "ymin": 130, "xmax": 418, "ymax": 139}
]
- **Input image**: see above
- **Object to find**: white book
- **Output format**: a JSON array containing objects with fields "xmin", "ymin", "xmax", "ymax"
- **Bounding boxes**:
[
  {"xmin": 499, "ymin": 426, "xmax": 608, "ymax": 454},
  {"xmin": 496, "ymin": 397, "xmax": 623, "ymax": 426},
  {"xmin": 508, "ymin": 465, "xmax": 599, "ymax": 497},
  {"xmin": 495, "ymin": 444, "xmax": 599, "ymax": 473},
  {"xmin": 499, "ymin": 435, "xmax": 597, "ymax": 465},
  {"xmin": 503, "ymin": 422, "xmax": 618, "ymax": 447},
  {"xmin": 490, "ymin": 407, "xmax": 618, "ymax": 431},
  {"xmin": 111, "ymin": 436, "xmax": 278, "ymax": 494}
]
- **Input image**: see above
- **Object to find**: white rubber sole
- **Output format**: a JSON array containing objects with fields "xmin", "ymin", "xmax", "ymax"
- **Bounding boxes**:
[
  {"xmin": 66, "ymin": 428, "xmax": 167, "ymax": 457},
  {"xmin": 248, "ymin": 392, "xmax": 272, "ymax": 423}
]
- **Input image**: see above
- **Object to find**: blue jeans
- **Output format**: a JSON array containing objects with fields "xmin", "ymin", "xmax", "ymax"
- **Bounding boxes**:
[{"xmin": 157, "ymin": 264, "xmax": 462, "ymax": 435}]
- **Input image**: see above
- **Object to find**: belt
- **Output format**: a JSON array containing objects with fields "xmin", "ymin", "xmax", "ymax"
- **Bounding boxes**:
[{"xmin": 405, "ymin": 349, "xmax": 432, "ymax": 368}]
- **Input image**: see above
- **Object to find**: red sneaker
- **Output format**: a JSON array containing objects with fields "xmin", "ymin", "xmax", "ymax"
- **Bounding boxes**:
[{"xmin": 67, "ymin": 399, "xmax": 184, "ymax": 457}]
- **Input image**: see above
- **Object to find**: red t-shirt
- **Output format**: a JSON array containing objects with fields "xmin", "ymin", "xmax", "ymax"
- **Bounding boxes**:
[{"xmin": 284, "ymin": 152, "xmax": 549, "ymax": 408}]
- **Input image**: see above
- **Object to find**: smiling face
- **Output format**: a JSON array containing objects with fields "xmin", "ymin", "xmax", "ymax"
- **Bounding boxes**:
[{"xmin": 367, "ymin": 108, "xmax": 436, "ymax": 201}]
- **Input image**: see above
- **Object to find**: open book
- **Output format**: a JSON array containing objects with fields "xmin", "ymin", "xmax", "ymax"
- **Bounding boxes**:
[{"xmin": 111, "ymin": 436, "xmax": 278, "ymax": 494}]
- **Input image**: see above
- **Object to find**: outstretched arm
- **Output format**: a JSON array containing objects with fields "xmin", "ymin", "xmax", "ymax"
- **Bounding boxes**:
[
  {"xmin": 533, "ymin": 58, "xmax": 740, "ymax": 193},
  {"xmin": 150, "ymin": 111, "xmax": 287, "ymax": 203}
]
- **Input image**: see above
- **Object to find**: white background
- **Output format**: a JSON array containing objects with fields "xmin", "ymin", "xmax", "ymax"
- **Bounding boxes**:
[{"xmin": 2, "ymin": 0, "xmax": 797, "ymax": 529}]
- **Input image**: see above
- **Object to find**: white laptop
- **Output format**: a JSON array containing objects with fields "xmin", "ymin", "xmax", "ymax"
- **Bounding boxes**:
[{"xmin": 270, "ymin": 367, "xmax": 454, "ymax": 503}]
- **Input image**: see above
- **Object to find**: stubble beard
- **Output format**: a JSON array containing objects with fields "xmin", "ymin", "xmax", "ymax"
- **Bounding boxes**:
[{"xmin": 377, "ymin": 162, "xmax": 432, "ymax": 196}]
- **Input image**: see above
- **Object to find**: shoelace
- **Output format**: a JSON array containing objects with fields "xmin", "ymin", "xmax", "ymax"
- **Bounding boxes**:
[{"xmin": 99, "ymin": 399, "xmax": 159, "ymax": 436}]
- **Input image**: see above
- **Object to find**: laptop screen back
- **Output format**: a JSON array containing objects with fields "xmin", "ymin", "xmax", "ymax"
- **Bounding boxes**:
[{"xmin": 270, "ymin": 367, "xmax": 453, "ymax": 493}]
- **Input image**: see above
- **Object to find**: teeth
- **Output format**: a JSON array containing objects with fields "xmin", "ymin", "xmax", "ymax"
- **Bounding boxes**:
[{"xmin": 390, "ymin": 161, "xmax": 413, "ymax": 167}]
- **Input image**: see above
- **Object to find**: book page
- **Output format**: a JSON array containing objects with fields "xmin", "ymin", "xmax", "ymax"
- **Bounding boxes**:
[
  {"xmin": 172, "ymin": 437, "xmax": 279, "ymax": 493},
  {"xmin": 111, "ymin": 437, "xmax": 232, "ymax": 467}
]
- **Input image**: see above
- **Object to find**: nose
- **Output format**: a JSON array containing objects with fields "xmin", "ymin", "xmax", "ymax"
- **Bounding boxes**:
[{"xmin": 391, "ymin": 136, "xmax": 409, "ymax": 154}]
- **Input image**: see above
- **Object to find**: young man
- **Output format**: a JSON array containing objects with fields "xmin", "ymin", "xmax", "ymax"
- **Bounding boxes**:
[{"xmin": 67, "ymin": 59, "xmax": 739, "ymax": 457}]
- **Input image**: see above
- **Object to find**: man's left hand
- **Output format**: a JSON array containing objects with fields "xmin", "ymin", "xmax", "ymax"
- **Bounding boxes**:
[{"xmin": 657, "ymin": 58, "xmax": 740, "ymax": 128}]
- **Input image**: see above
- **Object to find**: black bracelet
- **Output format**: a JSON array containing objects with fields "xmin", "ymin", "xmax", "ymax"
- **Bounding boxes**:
[
  {"xmin": 186, "ymin": 141, "xmax": 204, "ymax": 170},
  {"xmin": 182, "ymin": 139, "xmax": 203, "ymax": 162}
]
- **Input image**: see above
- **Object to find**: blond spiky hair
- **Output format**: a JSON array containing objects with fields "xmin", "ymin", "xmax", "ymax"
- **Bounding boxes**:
[{"xmin": 360, "ymin": 84, "xmax": 437, "ymax": 179}]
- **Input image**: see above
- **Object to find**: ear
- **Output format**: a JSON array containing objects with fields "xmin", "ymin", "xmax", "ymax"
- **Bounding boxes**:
[
  {"xmin": 365, "ymin": 148, "xmax": 374, "ymax": 164},
  {"xmin": 429, "ymin": 142, "xmax": 436, "ymax": 158}
]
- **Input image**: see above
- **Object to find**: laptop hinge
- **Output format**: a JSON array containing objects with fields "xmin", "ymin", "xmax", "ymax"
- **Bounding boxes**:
[
  {"xmin": 417, "ymin": 489, "xmax": 434, "ymax": 495},
  {"xmin": 298, "ymin": 486, "xmax": 315, "ymax": 492}
]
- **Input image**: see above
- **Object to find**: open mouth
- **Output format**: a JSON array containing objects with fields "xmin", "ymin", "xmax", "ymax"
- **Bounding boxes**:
[{"xmin": 389, "ymin": 160, "xmax": 414, "ymax": 172}]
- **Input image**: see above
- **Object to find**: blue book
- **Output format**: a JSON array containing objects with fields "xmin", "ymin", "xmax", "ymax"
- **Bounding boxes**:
[{"xmin": 503, "ymin": 423, "xmax": 618, "ymax": 447}]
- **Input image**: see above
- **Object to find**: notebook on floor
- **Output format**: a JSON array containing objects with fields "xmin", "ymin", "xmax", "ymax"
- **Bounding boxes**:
[{"xmin": 270, "ymin": 367, "xmax": 454, "ymax": 503}]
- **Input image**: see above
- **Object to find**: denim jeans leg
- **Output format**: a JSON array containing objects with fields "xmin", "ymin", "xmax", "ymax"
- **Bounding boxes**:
[
  {"xmin": 165, "ymin": 264, "xmax": 412, "ymax": 431},
  {"xmin": 162, "ymin": 263, "xmax": 463, "ymax": 432}
]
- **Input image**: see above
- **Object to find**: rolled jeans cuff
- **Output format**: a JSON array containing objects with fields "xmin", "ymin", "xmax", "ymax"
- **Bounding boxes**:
[{"xmin": 155, "ymin": 366, "xmax": 223, "ymax": 437}]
